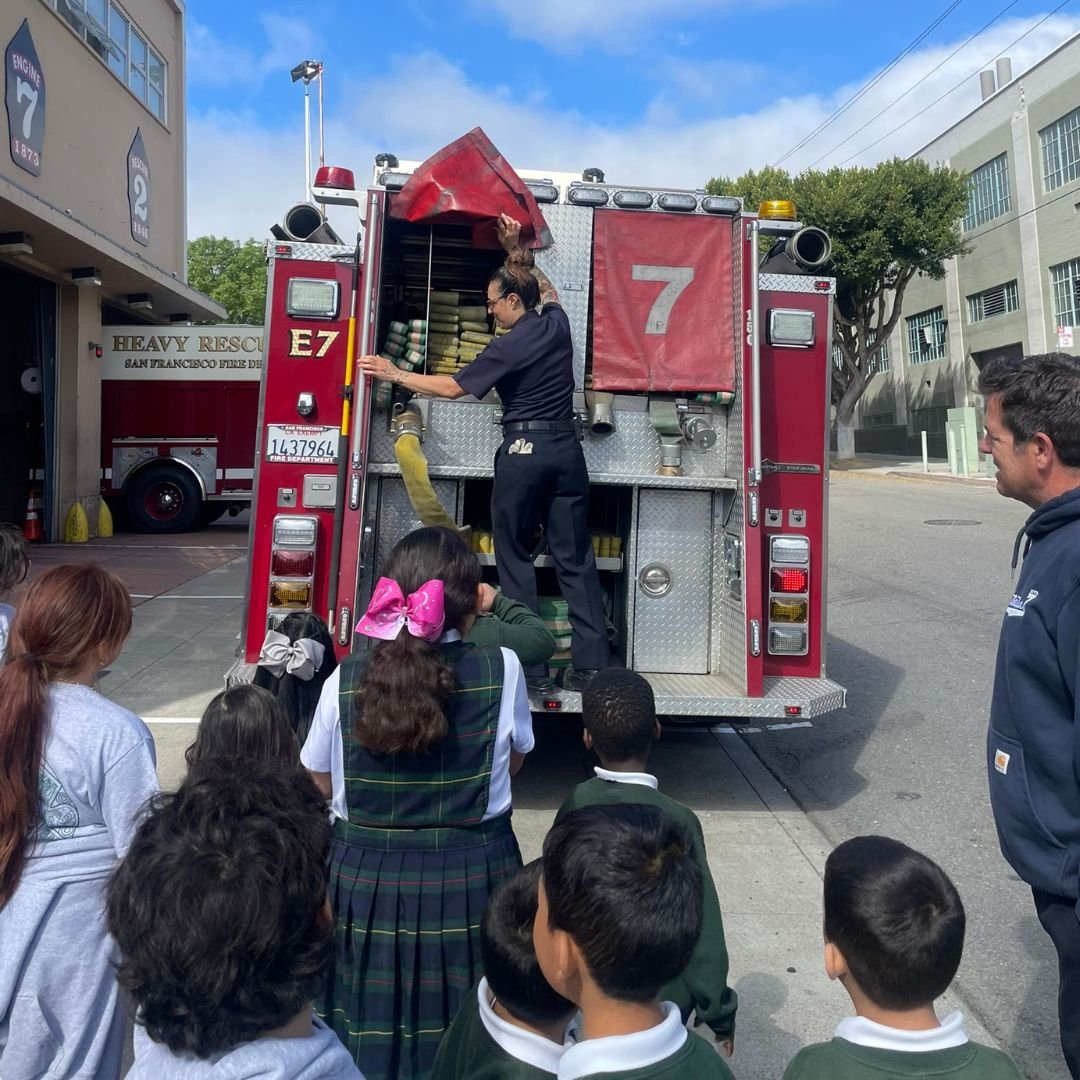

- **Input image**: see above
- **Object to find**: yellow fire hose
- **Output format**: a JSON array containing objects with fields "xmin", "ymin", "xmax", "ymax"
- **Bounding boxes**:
[{"xmin": 393, "ymin": 431, "xmax": 471, "ymax": 541}]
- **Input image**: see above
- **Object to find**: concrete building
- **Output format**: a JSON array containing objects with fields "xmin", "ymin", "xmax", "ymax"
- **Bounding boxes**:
[
  {"xmin": 0, "ymin": 0, "xmax": 222, "ymax": 539},
  {"xmin": 850, "ymin": 33, "xmax": 1080, "ymax": 456}
]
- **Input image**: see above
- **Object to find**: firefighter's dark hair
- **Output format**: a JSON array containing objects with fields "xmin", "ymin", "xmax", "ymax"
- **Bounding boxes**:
[
  {"xmin": 582, "ymin": 667, "xmax": 657, "ymax": 764},
  {"xmin": 354, "ymin": 527, "xmax": 480, "ymax": 755},
  {"xmin": 490, "ymin": 247, "xmax": 540, "ymax": 310},
  {"xmin": 251, "ymin": 612, "xmax": 337, "ymax": 746},
  {"xmin": 481, "ymin": 860, "xmax": 576, "ymax": 1028},
  {"xmin": 0, "ymin": 522, "xmax": 29, "ymax": 594},
  {"xmin": 107, "ymin": 760, "xmax": 333, "ymax": 1058},
  {"xmin": 540, "ymin": 804, "xmax": 702, "ymax": 1003},
  {"xmin": 185, "ymin": 684, "xmax": 299, "ymax": 770},
  {"xmin": 977, "ymin": 352, "xmax": 1080, "ymax": 468},
  {"xmin": 824, "ymin": 835, "xmax": 965, "ymax": 1011}
]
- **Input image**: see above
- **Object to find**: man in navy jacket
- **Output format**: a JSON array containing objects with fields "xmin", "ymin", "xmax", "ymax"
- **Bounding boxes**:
[{"xmin": 979, "ymin": 352, "xmax": 1080, "ymax": 1080}]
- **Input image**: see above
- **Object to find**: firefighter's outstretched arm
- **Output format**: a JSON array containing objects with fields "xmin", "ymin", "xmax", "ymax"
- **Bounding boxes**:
[{"xmin": 357, "ymin": 355, "xmax": 466, "ymax": 399}]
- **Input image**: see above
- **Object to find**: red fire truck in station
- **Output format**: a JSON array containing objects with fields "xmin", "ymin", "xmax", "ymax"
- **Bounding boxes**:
[
  {"xmin": 234, "ymin": 130, "xmax": 847, "ymax": 719},
  {"xmin": 101, "ymin": 327, "xmax": 262, "ymax": 532}
]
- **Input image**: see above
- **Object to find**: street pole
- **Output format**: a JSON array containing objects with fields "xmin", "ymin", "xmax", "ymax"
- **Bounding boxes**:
[{"xmin": 921, "ymin": 430, "xmax": 929, "ymax": 473}]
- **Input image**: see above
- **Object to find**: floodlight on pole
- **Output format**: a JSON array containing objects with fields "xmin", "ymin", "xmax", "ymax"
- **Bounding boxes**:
[{"xmin": 290, "ymin": 59, "xmax": 324, "ymax": 203}]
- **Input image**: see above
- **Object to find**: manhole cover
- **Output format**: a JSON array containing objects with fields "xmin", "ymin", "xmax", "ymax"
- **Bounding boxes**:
[{"xmin": 923, "ymin": 519, "xmax": 982, "ymax": 526}]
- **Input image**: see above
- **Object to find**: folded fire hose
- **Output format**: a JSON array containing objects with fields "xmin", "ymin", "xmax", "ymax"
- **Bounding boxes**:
[{"xmin": 393, "ymin": 429, "xmax": 470, "ymax": 540}]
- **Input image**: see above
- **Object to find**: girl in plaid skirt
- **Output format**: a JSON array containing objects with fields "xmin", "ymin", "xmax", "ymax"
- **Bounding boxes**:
[{"xmin": 302, "ymin": 527, "xmax": 534, "ymax": 1080}]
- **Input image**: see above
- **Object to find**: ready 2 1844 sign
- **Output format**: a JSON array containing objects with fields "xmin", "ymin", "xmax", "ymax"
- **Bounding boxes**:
[
  {"xmin": 5, "ymin": 19, "xmax": 45, "ymax": 177},
  {"xmin": 127, "ymin": 129, "xmax": 150, "ymax": 246}
]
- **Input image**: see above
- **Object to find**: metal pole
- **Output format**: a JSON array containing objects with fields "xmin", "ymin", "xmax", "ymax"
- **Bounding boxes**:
[
  {"xmin": 303, "ymin": 82, "xmax": 312, "ymax": 202},
  {"xmin": 921, "ymin": 430, "xmax": 929, "ymax": 472},
  {"xmin": 947, "ymin": 428, "xmax": 958, "ymax": 475},
  {"xmin": 317, "ymin": 65, "xmax": 325, "ymax": 168},
  {"xmin": 960, "ymin": 428, "xmax": 970, "ymax": 477}
]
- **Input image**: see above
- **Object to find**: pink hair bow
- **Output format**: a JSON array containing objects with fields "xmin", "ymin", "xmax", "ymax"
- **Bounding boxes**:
[{"xmin": 356, "ymin": 577, "xmax": 446, "ymax": 643}]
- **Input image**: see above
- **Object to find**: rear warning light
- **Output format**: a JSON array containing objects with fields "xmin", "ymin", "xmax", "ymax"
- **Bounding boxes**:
[
  {"xmin": 269, "ymin": 581, "xmax": 312, "ymax": 608},
  {"xmin": 785, "ymin": 705, "xmax": 803, "ymax": 716},
  {"xmin": 771, "ymin": 567, "xmax": 808, "ymax": 593},
  {"xmin": 543, "ymin": 698, "xmax": 563, "ymax": 711},
  {"xmin": 770, "ymin": 535, "xmax": 809, "ymax": 565},
  {"xmin": 770, "ymin": 598, "xmax": 808, "ymax": 623},
  {"xmin": 272, "ymin": 549, "xmax": 315, "ymax": 578},
  {"xmin": 273, "ymin": 515, "xmax": 318, "ymax": 547},
  {"xmin": 769, "ymin": 627, "xmax": 807, "ymax": 654}
]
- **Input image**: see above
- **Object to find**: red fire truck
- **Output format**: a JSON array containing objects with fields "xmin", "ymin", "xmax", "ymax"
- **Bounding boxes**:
[
  {"xmin": 236, "ymin": 133, "xmax": 846, "ymax": 718},
  {"xmin": 101, "ymin": 327, "xmax": 262, "ymax": 532}
]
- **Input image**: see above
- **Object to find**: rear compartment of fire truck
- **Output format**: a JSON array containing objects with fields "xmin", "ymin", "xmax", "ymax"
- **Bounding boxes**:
[{"xmin": 358, "ymin": 203, "xmax": 767, "ymax": 719}]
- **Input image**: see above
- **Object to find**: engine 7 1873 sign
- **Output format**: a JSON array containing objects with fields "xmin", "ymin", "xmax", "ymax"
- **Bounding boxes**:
[{"xmin": 5, "ymin": 19, "xmax": 45, "ymax": 177}]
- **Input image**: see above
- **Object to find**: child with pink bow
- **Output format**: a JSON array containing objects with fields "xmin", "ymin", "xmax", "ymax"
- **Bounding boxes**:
[{"xmin": 300, "ymin": 526, "xmax": 534, "ymax": 1080}]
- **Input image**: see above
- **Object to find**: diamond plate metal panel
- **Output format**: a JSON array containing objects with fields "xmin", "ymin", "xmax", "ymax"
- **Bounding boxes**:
[
  {"xmin": 374, "ymin": 477, "xmax": 459, "ymax": 575},
  {"xmin": 584, "ymin": 410, "xmax": 729, "ymax": 480},
  {"xmin": 368, "ymin": 462, "xmax": 738, "ymax": 490},
  {"xmin": 369, "ymin": 402, "xmax": 501, "ymax": 470},
  {"xmin": 539, "ymin": 203, "xmax": 594, "ymax": 389},
  {"xmin": 527, "ymin": 674, "xmax": 845, "ymax": 718},
  {"xmin": 632, "ymin": 490, "xmax": 713, "ymax": 673},
  {"xmin": 266, "ymin": 240, "xmax": 355, "ymax": 263},
  {"xmin": 759, "ymin": 274, "xmax": 835, "ymax": 295}
]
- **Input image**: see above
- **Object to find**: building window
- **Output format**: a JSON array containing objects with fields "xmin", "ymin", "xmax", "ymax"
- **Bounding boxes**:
[
  {"xmin": 1050, "ymin": 258, "xmax": 1080, "ymax": 327},
  {"xmin": 1040, "ymin": 106, "xmax": 1080, "ymax": 192},
  {"xmin": 964, "ymin": 153, "xmax": 1011, "ymax": 230},
  {"xmin": 39, "ymin": 0, "xmax": 166, "ymax": 123},
  {"xmin": 831, "ymin": 333, "xmax": 890, "ymax": 375},
  {"xmin": 906, "ymin": 307, "xmax": 948, "ymax": 365},
  {"xmin": 967, "ymin": 281, "xmax": 1020, "ymax": 322}
]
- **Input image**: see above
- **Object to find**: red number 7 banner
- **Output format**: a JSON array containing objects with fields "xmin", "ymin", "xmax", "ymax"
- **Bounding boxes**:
[{"xmin": 591, "ymin": 210, "xmax": 736, "ymax": 392}]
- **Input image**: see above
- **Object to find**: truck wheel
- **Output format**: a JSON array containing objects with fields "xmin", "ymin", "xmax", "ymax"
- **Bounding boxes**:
[{"xmin": 127, "ymin": 465, "xmax": 202, "ymax": 533}]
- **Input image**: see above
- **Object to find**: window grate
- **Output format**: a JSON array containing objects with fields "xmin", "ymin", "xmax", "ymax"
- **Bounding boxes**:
[
  {"xmin": 964, "ymin": 154, "xmax": 1011, "ymax": 230},
  {"xmin": 1050, "ymin": 258, "xmax": 1080, "ymax": 327},
  {"xmin": 967, "ymin": 281, "xmax": 1019, "ymax": 322},
  {"xmin": 1040, "ymin": 106, "xmax": 1080, "ymax": 192},
  {"xmin": 906, "ymin": 307, "xmax": 947, "ymax": 365}
]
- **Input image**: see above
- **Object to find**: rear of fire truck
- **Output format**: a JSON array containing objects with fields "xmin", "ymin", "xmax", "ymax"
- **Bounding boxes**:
[{"xmin": 237, "ymin": 136, "xmax": 846, "ymax": 720}]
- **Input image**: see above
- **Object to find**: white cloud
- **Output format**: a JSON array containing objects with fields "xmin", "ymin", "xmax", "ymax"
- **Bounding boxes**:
[
  {"xmin": 187, "ymin": 17, "xmax": 1080, "ymax": 240},
  {"xmin": 185, "ymin": 16, "xmax": 322, "ymax": 87}
]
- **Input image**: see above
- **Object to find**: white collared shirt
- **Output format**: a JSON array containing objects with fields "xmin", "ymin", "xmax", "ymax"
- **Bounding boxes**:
[
  {"xmin": 477, "ymin": 977, "xmax": 570, "ymax": 1074},
  {"xmin": 834, "ymin": 1011, "xmax": 968, "ymax": 1052},
  {"xmin": 300, "ymin": 631, "xmax": 533, "ymax": 822},
  {"xmin": 557, "ymin": 1001, "xmax": 685, "ymax": 1079},
  {"xmin": 593, "ymin": 766, "xmax": 658, "ymax": 790}
]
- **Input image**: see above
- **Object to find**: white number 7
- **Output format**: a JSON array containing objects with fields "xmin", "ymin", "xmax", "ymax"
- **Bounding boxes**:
[
  {"xmin": 632, "ymin": 265, "xmax": 695, "ymax": 335},
  {"xmin": 16, "ymin": 78, "xmax": 38, "ymax": 140}
]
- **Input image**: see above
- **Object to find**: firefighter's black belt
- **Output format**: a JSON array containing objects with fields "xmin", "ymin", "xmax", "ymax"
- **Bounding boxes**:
[{"xmin": 502, "ymin": 420, "xmax": 578, "ymax": 435}]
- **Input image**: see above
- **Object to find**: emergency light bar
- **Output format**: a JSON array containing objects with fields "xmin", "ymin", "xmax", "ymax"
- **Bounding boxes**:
[
  {"xmin": 613, "ymin": 190, "xmax": 654, "ymax": 209},
  {"xmin": 568, "ymin": 185, "xmax": 609, "ymax": 206},
  {"xmin": 525, "ymin": 181, "xmax": 560, "ymax": 203},
  {"xmin": 767, "ymin": 535, "xmax": 809, "ymax": 656},
  {"xmin": 379, "ymin": 171, "xmax": 412, "ymax": 191},
  {"xmin": 658, "ymin": 192, "xmax": 697, "ymax": 212},
  {"xmin": 701, "ymin": 195, "xmax": 742, "ymax": 215}
]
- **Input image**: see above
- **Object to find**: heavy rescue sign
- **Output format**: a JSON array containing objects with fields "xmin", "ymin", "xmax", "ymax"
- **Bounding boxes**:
[{"xmin": 102, "ymin": 326, "xmax": 264, "ymax": 380}]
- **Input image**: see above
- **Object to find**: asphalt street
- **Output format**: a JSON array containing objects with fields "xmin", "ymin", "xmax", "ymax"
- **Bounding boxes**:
[{"xmin": 745, "ymin": 471, "xmax": 1064, "ymax": 1080}]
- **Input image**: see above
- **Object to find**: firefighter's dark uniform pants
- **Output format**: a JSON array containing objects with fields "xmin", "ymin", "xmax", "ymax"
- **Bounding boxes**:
[{"xmin": 491, "ymin": 427, "xmax": 608, "ymax": 678}]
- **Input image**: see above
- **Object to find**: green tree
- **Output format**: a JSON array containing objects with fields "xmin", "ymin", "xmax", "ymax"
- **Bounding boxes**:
[
  {"xmin": 187, "ymin": 236, "xmax": 268, "ymax": 324},
  {"xmin": 707, "ymin": 158, "xmax": 970, "ymax": 457}
]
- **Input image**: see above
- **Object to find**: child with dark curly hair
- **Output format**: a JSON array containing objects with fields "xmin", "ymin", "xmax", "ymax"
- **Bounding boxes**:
[{"xmin": 107, "ymin": 758, "xmax": 362, "ymax": 1079}]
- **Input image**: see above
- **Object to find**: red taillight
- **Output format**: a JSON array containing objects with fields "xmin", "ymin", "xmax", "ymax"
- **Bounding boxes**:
[
  {"xmin": 771, "ymin": 567, "xmax": 808, "ymax": 593},
  {"xmin": 785, "ymin": 705, "xmax": 803, "ymax": 716},
  {"xmin": 272, "ymin": 549, "xmax": 315, "ymax": 577},
  {"xmin": 543, "ymin": 698, "xmax": 562, "ymax": 711}
]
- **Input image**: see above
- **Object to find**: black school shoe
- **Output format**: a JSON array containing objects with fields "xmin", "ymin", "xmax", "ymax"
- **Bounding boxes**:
[{"xmin": 562, "ymin": 668, "xmax": 599, "ymax": 693}]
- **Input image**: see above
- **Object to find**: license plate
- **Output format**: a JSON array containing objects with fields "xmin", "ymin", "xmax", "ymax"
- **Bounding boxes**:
[{"xmin": 266, "ymin": 424, "xmax": 338, "ymax": 464}]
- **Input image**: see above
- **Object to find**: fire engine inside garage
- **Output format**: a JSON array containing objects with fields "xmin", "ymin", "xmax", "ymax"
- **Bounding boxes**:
[{"xmin": 241, "ymin": 135, "xmax": 848, "ymax": 720}]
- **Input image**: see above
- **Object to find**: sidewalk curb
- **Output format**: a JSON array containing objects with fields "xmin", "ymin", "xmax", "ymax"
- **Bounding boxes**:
[
  {"xmin": 721, "ymin": 732, "xmax": 1013, "ymax": 1055},
  {"xmin": 885, "ymin": 471, "xmax": 996, "ymax": 488}
]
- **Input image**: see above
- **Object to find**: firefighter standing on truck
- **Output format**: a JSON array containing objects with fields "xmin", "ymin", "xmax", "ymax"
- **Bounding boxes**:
[{"xmin": 357, "ymin": 214, "xmax": 608, "ymax": 693}]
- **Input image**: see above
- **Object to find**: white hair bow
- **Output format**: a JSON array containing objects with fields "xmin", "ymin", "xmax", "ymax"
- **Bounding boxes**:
[{"xmin": 256, "ymin": 630, "xmax": 326, "ymax": 681}]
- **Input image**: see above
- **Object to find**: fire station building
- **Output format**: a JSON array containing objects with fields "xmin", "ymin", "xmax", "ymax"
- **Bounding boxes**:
[
  {"xmin": 0, "ymin": 0, "xmax": 223, "ymax": 539},
  {"xmin": 849, "ymin": 32, "xmax": 1080, "ymax": 455}
]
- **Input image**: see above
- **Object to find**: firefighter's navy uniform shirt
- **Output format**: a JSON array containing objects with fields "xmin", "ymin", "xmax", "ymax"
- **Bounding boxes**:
[{"xmin": 454, "ymin": 304, "xmax": 573, "ymax": 423}]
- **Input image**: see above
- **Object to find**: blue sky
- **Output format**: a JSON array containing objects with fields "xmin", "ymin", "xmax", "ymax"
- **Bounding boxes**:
[{"xmin": 183, "ymin": 1, "xmax": 1080, "ymax": 238}]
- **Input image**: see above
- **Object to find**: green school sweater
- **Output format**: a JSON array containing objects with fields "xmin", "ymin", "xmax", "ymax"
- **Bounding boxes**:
[
  {"xmin": 782, "ymin": 1039, "xmax": 1025, "ymax": 1079},
  {"xmin": 574, "ymin": 1034, "xmax": 735, "ymax": 1079},
  {"xmin": 432, "ymin": 985, "xmax": 561, "ymax": 1079},
  {"xmin": 556, "ymin": 778, "xmax": 737, "ymax": 1040},
  {"xmin": 467, "ymin": 593, "xmax": 557, "ymax": 670}
]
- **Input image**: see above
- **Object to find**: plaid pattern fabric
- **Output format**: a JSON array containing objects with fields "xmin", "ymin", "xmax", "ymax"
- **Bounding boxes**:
[
  {"xmin": 337, "ymin": 642, "xmax": 504, "ymax": 828},
  {"xmin": 320, "ymin": 641, "xmax": 523, "ymax": 1080}
]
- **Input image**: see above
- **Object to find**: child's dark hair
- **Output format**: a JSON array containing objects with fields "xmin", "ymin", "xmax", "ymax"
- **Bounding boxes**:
[
  {"xmin": 0, "ymin": 522, "xmax": 29, "ymax": 594},
  {"xmin": 356, "ymin": 526, "xmax": 480, "ymax": 755},
  {"xmin": 185, "ymin": 684, "xmax": 299, "ymax": 769},
  {"xmin": 106, "ymin": 759, "xmax": 333, "ymax": 1058},
  {"xmin": 252, "ymin": 611, "xmax": 337, "ymax": 745},
  {"xmin": 824, "ymin": 835, "xmax": 965, "ymax": 1011},
  {"xmin": 582, "ymin": 667, "xmax": 656, "ymax": 762},
  {"xmin": 541, "ymin": 804, "xmax": 701, "ymax": 1003},
  {"xmin": 482, "ymin": 859, "xmax": 576, "ymax": 1028},
  {"xmin": 489, "ymin": 247, "xmax": 540, "ymax": 310}
]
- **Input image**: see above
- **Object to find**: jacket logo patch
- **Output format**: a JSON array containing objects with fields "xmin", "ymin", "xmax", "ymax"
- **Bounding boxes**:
[
  {"xmin": 1005, "ymin": 588, "xmax": 1038, "ymax": 617},
  {"xmin": 994, "ymin": 749, "xmax": 1011, "ymax": 775},
  {"xmin": 508, "ymin": 438, "xmax": 534, "ymax": 455}
]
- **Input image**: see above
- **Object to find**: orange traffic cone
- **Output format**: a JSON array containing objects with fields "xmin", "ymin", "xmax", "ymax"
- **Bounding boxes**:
[{"xmin": 23, "ymin": 490, "xmax": 43, "ymax": 542}]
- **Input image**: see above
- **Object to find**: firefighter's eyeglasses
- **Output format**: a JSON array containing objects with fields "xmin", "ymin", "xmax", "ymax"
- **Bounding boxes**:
[{"xmin": 486, "ymin": 292, "xmax": 508, "ymax": 311}]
